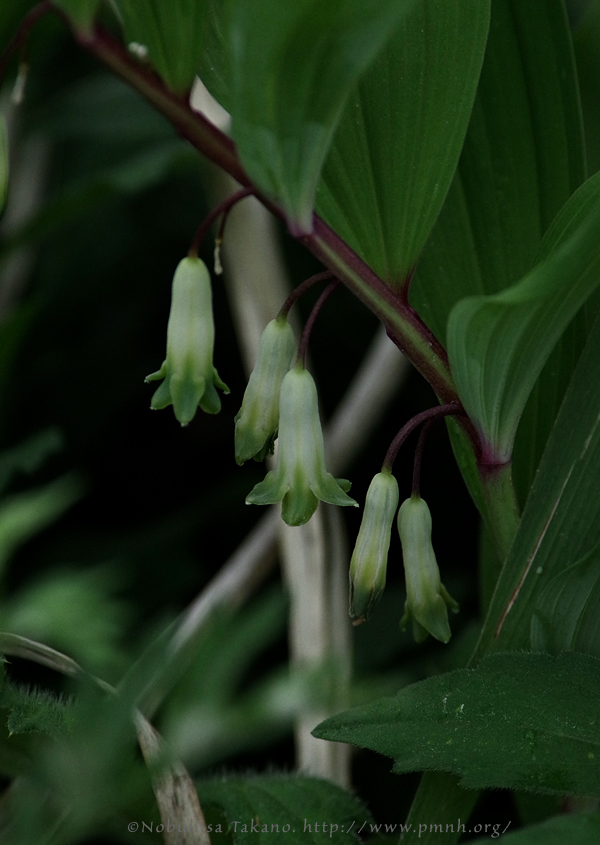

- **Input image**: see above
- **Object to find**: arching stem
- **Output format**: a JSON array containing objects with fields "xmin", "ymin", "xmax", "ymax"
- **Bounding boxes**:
[{"xmin": 297, "ymin": 281, "xmax": 340, "ymax": 366}]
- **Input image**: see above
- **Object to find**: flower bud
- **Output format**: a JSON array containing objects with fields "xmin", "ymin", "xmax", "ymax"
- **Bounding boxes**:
[
  {"xmin": 349, "ymin": 470, "xmax": 399, "ymax": 623},
  {"xmin": 234, "ymin": 316, "xmax": 296, "ymax": 464},
  {"xmin": 397, "ymin": 495, "xmax": 459, "ymax": 644},
  {"xmin": 145, "ymin": 257, "xmax": 229, "ymax": 425},
  {"xmin": 245, "ymin": 363, "xmax": 358, "ymax": 525}
]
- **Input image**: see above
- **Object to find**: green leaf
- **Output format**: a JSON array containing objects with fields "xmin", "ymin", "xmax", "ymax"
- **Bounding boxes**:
[
  {"xmin": 196, "ymin": 774, "xmax": 370, "ymax": 844},
  {"xmin": 475, "ymin": 309, "xmax": 600, "ymax": 654},
  {"xmin": 317, "ymin": 0, "xmax": 490, "ymax": 287},
  {"xmin": 314, "ymin": 652, "xmax": 600, "ymax": 796},
  {"xmin": 227, "ymin": 0, "xmax": 417, "ymax": 234},
  {"xmin": 197, "ymin": 0, "xmax": 232, "ymax": 113},
  {"xmin": 470, "ymin": 812, "xmax": 600, "ymax": 845},
  {"xmin": 413, "ymin": 0, "xmax": 585, "ymax": 341},
  {"xmin": 53, "ymin": 0, "xmax": 100, "ymax": 32},
  {"xmin": 114, "ymin": 0, "xmax": 210, "ymax": 93},
  {"xmin": 0, "ymin": 681, "xmax": 75, "ymax": 739},
  {"xmin": 410, "ymin": 0, "xmax": 585, "ymax": 502},
  {"xmin": 447, "ymin": 174, "xmax": 600, "ymax": 463},
  {"xmin": 530, "ymin": 545, "xmax": 600, "ymax": 659},
  {"xmin": 0, "ymin": 475, "xmax": 84, "ymax": 575},
  {"xmin": 0, "ymin": 428, "xmax": 63, "ymax": 497}
]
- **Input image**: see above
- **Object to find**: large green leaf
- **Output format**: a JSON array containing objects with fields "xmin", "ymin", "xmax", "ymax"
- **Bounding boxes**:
[
  {"xmin": 314, "ymin": 652, "xmax": 600, "ymax": 795},
  {"xmin": 114, "ymin": 0, "xmax": 210, "ymax": 93},
  {"xmin": 413, "ymin": 0, "xmax": 585, "ymax": 341},
  {"xmin": 411, "ymin": 0, "xmax": 585, "ymax": 502},
  {"xmin": 475, "ymin": 308, "xmax": 600, "ymax": 654},
  {"xmin": 447, "ymin": 173, "xmax": 600, "ymax": 463},
  {"xmin": 196, "ymin": 774, "xmax": 370, "ymax": 844},
  {"xmin": 316, "ymin": 0, "xmax": 490, "ymax": 288},
  {"xmin": 227, "ymin": 0, "xmax": 416, "ymax": 234}
]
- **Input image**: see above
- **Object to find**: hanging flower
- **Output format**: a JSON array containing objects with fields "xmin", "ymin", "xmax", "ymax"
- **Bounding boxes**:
[
  {"xmin": 349, "ymin": 470, "xmax": 399, "ymax": 623},
  {"xmin": 397, "ymin": 495, "xmax": 459, "ymax": 643},
  {"xmin": 234, "ymin": 316, "xmax": 296, "ymax": 464},
  {"xmin": 245, "ymin": 363, "xmax": 357, "ymax": 525},
  {"xmin": 145, "ymin": 257, "xmax": 229, "ymax": 425}
]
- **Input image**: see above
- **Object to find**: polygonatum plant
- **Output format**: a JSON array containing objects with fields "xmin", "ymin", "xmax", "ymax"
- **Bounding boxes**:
[{"xmin": 2, "ymin": 0, "xmax": 600, "ymax": 842}]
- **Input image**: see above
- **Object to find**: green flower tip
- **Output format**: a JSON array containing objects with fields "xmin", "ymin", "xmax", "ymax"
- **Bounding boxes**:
[
  {"xmin": 349, "ymin": 470, "xmax": 399, "ymax": 623},
  {"xmin": 245, "ymin": 365, "xmax": 357, "ymax": 526},
  {"xmin": 145, "ymin": 257, "xmax": 229, "ymax": 426},
  {"xmin": 234, "ymin": 316, "xmax": 296, "ymax": 465},
  {"xmin": 397, "ymin": 495, "xmax": 459, "ymax": 644}
]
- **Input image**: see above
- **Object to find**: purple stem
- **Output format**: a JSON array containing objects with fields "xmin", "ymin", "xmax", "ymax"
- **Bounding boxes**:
[
  {"xmin": 279, "ymin": 270, "xmax": 335, "ymax": 318},
  {"xmin": 383, "ymin": 403, "xmax": 464, "ymax": 472},
  {"xmin": 412, "ymin": 419, "xmax": 434, "ymax": 497},
  {"xmin": 298, "ymin": 281, "xmax": 340, "ymax": 365},
  {"xmin": 188, "ymin": 187, "xmax": 254, "ymax": 257},
  {"xmin": 0, "ymin": 1, "xmax": 52, "ymax": 86}
]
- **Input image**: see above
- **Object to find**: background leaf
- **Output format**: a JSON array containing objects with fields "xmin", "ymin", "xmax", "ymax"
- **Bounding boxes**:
[
  {"xmin": 196, "ymin": 773, "xmax": 370, "ymax": 844},
  {"xmin": 114, "ymin": 0, "xmax": 210, "ymax": 93},
  {"xmin": 316, "ymin": 0, "xmax": 490, "ymax": 288},
  {"xmin": 227, "ymin": 0, "xmax": 417, "ymax": 233},
  {"xmin": 314, "ymin": 652, "xmax": 600, "ymax": 796}
]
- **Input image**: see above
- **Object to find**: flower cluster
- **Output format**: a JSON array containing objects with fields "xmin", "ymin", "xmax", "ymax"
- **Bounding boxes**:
[
  {"xmin": 350, "ymin": 484, "xmax": 458, "ymax": 642},
  {"xmin": 243, "ymin": 361, "xmax": 357, "ymax": 526},
  {"xmin": 147, "ymin": 255, "xmax": 457, "ymax": 643}
]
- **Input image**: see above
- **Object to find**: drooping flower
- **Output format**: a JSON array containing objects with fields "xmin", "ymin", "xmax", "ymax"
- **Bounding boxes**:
[
  {"xmin": 349, "ymin": 470, "xmax": 399, "ymax": 623},
  {"xmin": 234, "ymin": 316, "xmax": 296, "ymax": 464},
  {"xmin": 397, "ymin": 495, "xmax": 459, "ymax": 643},
  {"xmin": 245, "ymin": 363, "xmax": 357, "ymax": 525},
  {"xmin": 145, "ymin": 257, "xmax": 229, "ymax": 425}
]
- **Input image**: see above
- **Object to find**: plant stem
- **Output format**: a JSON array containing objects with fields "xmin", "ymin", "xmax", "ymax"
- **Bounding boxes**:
[
  {"xmin": 72, "ymin": 24, "xmax": 462, "ymax": 408},
  {"xmin": 0, "ymin": 1, "xmax": 52, "ymax": 87},
  {"xmin": 412, "ymin": 420, "xmax": 433, "ymax": 497},
  {"xmin": 297, "ymin": 280, "xmax": 340, "ymax": 365},
  {"xmin": 479, "ymin": 462, "xmax": 521, "ymax": 567},
  {"xmin": 383, "ymin": 403, "xmax": 463, "ymax": 472},
  {"xmin": 279, "ymin": 270, "xmax": 334, "ymax": 318},
  {"xmin": 188, "ymin": 187, "xmax": 253, "ymax": 257}
]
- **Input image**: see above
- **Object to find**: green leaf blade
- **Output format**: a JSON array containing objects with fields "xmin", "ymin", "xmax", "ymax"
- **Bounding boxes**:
[
  {"xmin": 314, "ymin": 653, "xmax": 600, "ymax": 796},
  {"xmin": 197, "ymin": 774, "xmax": 371, "ymax": 843},
  {"xmin": 53, "ymin": 0, "xmax": 100, "ymax": 32},
  {"xmin": 410, "ymin": 0, "xmax": 586, "ymax": 503},
  {"xmin": 448, "ymin": 177, "xmax": 600, "ymax": 462},
  {"xmin": 114, "ymin": 0, "xmax": 209, "ymax": 93},
  {"xmin": 476, "ymin": 308, "xmax": 600, "ymax": 654},
  {"xmin": 317, "ymin": 0, "xmax": 490, "ymax": 286},
  {"xmin": 227, "ymin": 0, "xmax": 418, "ymax": 233}
]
